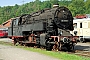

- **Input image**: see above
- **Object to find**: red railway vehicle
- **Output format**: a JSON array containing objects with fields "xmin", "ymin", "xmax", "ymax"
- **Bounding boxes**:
[{"xmin": 0, "ymin": 30, "xmax": 8, "ymax": 38}]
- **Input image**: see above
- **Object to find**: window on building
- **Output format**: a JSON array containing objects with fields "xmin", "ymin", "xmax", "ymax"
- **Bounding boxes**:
[
  {"xmin": 73, "ymin": 23, "xmax": 77, "ymax": 28},
  {"xmin": 80, "ymin": 23, "xmax": 82, "ymax": 28}
]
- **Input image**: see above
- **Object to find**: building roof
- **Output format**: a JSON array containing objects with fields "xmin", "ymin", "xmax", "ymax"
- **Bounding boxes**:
[
  {"xmin": 73, "ymin": 18, "xmax": 90, "ymax": 23},
  {"xmin": 0, "ymin": 18, "xmax": 13, "ymax": 28}
]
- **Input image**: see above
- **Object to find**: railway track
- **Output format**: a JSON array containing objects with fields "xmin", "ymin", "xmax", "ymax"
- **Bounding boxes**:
[
  {"xmin": 74, "ymin": 50, "xmax": 90, "ymax": 57},
  {"xmin": 68, "ymin": 42, "xmax": 90, "ymax": 58}
]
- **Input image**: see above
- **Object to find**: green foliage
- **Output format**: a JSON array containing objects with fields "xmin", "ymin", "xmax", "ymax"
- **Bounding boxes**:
[
  {"xmin": 68, "ymin": 0, "xmax": 85, "ymax": 16},
  {"xmin": 0, "ymin": 0, "xmax": 90, "ymax": 24}
]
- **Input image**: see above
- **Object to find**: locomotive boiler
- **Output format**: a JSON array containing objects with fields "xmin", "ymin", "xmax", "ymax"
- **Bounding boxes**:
[{"xmin": 8, "ymin": 6, "xmax": 77, "ymax": 51}]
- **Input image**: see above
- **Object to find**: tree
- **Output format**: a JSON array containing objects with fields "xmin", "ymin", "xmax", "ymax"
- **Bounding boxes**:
[
  {"xmin": 46, "ymin": 0, "xmax": 59, "ymax": 7},
  {"xmin": 68, "ymin": 0, "xmax": 85, "ymax": 16},
  {"xmin": 85, "ymin": 0, "xmax": 90, "ymax": 14},
  {"xmin": 50, "ymin": 0, "xmax": 59, "ymax": 4},
  {"xmin": 0, "ymin": 0, "xmax": 90, "ymax": 24},
  {"xmin": 41, "ymin": 1, "xmax": 51, "ymax": 9}
]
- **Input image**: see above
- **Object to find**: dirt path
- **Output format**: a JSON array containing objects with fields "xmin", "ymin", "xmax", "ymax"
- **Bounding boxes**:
[{"xmin": 0, "ymin": 45, "xmax": 59, "ymax": 60}]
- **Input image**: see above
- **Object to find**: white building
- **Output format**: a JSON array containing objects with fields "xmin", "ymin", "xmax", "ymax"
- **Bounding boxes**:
[{"xmin": 70, "ymin": 18, "xmax": 90, "ymax": 42}]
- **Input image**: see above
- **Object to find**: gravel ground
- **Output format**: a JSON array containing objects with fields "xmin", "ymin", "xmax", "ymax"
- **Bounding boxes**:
[
  {"xmin": 0, "ymin": 38, "xmax": 12, "ymax": 42},
  {"xmin": 0, "ymin": 45, "xmax": 59, "ymax": 60}
]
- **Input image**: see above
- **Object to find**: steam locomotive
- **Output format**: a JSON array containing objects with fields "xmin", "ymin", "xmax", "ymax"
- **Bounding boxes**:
[{"xmin": 8, "ymin": 6, "xmax": 77, "ymax": 51}]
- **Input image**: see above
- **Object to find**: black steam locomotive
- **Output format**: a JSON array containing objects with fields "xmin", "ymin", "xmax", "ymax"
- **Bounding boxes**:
[{"xmin": 8, "ymin": 6, "xmax": 77, "ymax": 51}]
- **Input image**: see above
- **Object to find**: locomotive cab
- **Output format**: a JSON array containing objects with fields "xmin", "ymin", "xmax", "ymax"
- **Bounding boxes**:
[{"xmin": 8, "ymin": 17, "xmax": 21, "ymax": 37}]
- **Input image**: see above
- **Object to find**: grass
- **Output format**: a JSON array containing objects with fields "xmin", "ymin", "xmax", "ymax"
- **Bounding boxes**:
[
  {"xmin": 0, "ymin": 41, "xmax": 90, "ymax": 60},
  {"xmin": 21, "ymin": 47, "xmax": 90, "ymax": 60}
]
